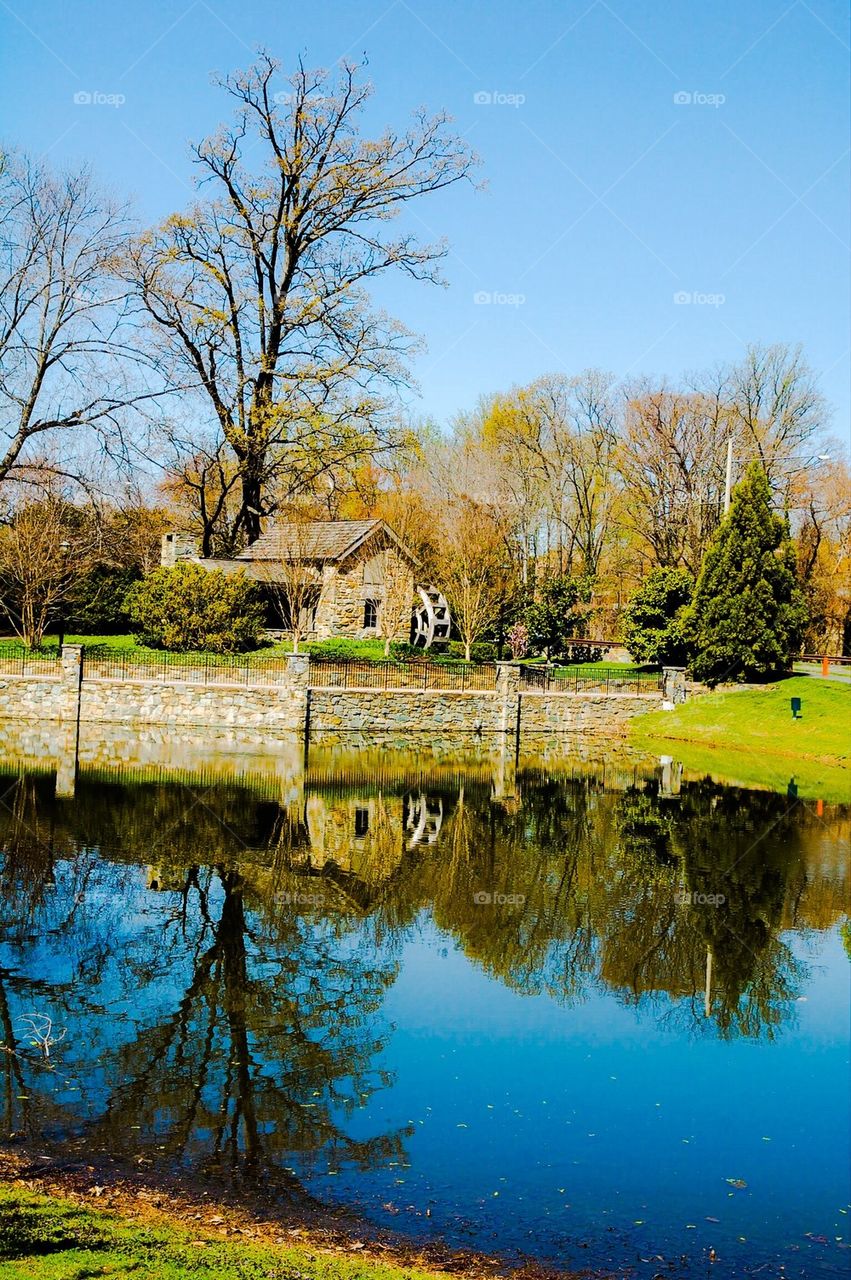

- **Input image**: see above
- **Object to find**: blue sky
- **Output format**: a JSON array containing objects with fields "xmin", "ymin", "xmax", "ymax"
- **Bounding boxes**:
[{"xmin": 1, "ymin": 0, "xmax": 848, "ymax": 432}]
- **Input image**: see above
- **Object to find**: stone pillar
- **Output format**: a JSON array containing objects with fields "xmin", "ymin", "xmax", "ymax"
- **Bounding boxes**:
[
  {"xmin": 496, "ymin": 662, "xmax": 520, "ymax": 737},
  {"xmin": 662, "ymin": 666, "xmax": 686, "ymax": 705},
  {"xmin": 59, "ymin": 644, "xmax": 84, "ymax": 724},
  {"xmin": 286, "ymin": 651, "xmax": 311, "ymax": 737}
]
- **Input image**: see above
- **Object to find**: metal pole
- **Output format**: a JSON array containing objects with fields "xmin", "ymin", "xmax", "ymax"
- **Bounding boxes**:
[{"xmin": 723, "ymin": 437, "xmax": 733, "ymax": 515}]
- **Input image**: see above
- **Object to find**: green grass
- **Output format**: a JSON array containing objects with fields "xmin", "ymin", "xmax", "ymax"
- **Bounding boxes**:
[
  {"xmin": 631, "ymin": 675, "xmax": 851, "ymax": 803},
  {"xmin": 0, "ymin": 1186, "xmax": 443, "ymax": 1280},
  {"xmin": 0, "ymin": 635, "xmax": 396, "ymax": 664}
]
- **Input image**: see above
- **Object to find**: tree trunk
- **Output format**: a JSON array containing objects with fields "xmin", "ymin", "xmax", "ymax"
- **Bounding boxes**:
[
  {"xmin": 241, "ymin": 468, "xmax": 264, "ymax": 546},
  {"xmin": 464, "ymin": 638, "xmax": 471, "ymax": 662}
]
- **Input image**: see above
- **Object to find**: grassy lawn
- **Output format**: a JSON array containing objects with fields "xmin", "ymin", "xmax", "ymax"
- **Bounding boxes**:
[
  {"xmin": 0, "ymin": 1186, "xmax": 447, "ymax": 1280},
  {"xmin": 632, "ymin": 675, "xmax": 851, "ymax": 803},
  {"xmin": 0, "ymin": 635, "xmax": 395, "ymax": 663}
]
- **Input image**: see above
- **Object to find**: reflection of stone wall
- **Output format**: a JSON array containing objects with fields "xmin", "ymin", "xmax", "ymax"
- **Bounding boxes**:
[{"xmin": 307, "ymin": 689, "xmax": 658, "ymax": 735}]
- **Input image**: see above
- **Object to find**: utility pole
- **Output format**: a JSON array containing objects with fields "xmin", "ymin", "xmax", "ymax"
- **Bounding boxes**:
[{"xmin": 723, "ymin": 437, "xmax": 734, "ymax": 515}]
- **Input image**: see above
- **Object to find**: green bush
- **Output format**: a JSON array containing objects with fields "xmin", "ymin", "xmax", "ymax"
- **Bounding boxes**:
[
  {"xmin": 67, "ymin": 564, "xmax": 141, "ymax": 634},
  {"xmin": 446, "ymin": 639, "xmax": 497, "ymax": 663},
  {"xmin": 525, "ymin": 575, "xmax": 593, "ymax": 659},
  {"xmin": 622, "ymin": 567, "xmax": 693, "ymax": 666},
  {"xmin": 124, "ymin": 564, "xmax": 264, "ymax": 653}
]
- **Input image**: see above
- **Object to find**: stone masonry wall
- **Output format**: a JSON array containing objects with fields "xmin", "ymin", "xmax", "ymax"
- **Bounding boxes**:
[
  {"xmin": 315, "ymin": 534, "xmax": 414, "ymax": 641},
  {"xmin": 307, "ymin": 689, "xmax": 510, "ymax": 734},
  {"xmin": 0, "ymin": 649, "xmax": 673, "ymax": 738}
]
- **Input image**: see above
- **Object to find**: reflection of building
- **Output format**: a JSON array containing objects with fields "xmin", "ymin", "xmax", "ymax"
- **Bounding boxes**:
[
  {"xmin": 294, "ymin": 791, "xmax": 446, "ymax": 894},
  {"xmin": 303, "ymin": 793, "xmax": 406, "ymax": 885},
  {"xmin": 404, "ymin": 792, "xmax": 444, "ymax": 850}
]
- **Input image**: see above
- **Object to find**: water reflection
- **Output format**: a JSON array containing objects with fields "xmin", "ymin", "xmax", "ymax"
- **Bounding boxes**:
[{"xmin": 0, "ymin": 724, "xmax": 847, "ymax": 1212}]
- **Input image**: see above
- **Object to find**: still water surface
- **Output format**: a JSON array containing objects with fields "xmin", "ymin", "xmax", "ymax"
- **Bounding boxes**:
[{"xmin": 0, "ymin": 732, "xmax": 848, "ymax": 1277}]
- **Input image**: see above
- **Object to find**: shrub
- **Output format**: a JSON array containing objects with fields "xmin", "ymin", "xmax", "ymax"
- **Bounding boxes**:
[
  {"xmin": 125, "ymin": 564, "xmax": 264, "ymax": 653},
  {"xmin": 446, "ymin": 639, "xmax": 497, "ymax": 663},
  {"xmin": 562, "ymin": 642, "xmax": 604, "ymax": 664},
  {"xmin": 508, "ymin": 621, "xmax": 529, "ymax": 660},
  {"xmin": 67, "ymin": 564, "xmax": 141, "ymax": 634},
  {"xmin": 622, "ymin": 567, "xmax": 693, "ymax": 666},
  {"xmin": 525, "ymin": 575, "xmax": 593, "ymax": 659},
  {"xmin": 683, "ymin": 463, "xmax": 807, "ymax": 683}
]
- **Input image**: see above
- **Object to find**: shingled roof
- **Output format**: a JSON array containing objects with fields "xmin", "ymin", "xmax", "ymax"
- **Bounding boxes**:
[{"xmin": 235, "ymin": 519, "xmax": 416, "ymax": 565}]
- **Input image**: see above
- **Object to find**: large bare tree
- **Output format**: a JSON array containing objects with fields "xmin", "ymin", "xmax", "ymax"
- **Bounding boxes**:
[
  {"xmin": 130, "ymin": 54, "xmax": 476, "ymax": 555},
  {"xmin": 0, "ymin": 152, "xmax": 156, "ymax": 495}
]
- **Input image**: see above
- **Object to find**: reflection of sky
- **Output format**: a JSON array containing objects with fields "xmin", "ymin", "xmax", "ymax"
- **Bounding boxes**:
[{"xmin": 317, "ymin": 921, "xmax": 850, "ymax": 1275}]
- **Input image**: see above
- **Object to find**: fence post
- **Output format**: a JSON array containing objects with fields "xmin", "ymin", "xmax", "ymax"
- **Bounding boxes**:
[{"xmin": 822, "ymin": 655, "xmax": 830, "ymax": 677}]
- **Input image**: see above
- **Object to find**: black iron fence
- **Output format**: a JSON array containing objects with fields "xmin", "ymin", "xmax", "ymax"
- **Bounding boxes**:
[
  {"xmin": 81, "ymin": 649, "xmax": 293, "ymax": 687},
  {"xmin": 520, "ymin": 665, "xmax": 662, "ymax": 695},
  {"xmin": 308, "ymin": 657, "xmax": 500, "ymax": 691},
  {"xmin": 0, "ymin": 643, "xmax": 62, "ymax": 678}
]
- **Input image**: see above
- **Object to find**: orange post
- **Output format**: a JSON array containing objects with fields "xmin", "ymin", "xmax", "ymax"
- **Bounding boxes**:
[{"xmin": 822, "ymin": 656, "xmax": 830, "ymax": 677}]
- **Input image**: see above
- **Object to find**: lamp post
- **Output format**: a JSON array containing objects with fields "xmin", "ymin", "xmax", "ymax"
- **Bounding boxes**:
[
  {"xmin": 722, "ymin": 445, "xmax": 831, "ymax": 515},
  {"xmin": 57, "ymin": 540, "xmax": 71, "ymax": 650}
]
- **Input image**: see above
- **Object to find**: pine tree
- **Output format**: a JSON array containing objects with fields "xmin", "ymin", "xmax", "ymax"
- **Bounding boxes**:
[{"xmin": 685, "ymin": 463, "xmax": 807, "ymax": 683}]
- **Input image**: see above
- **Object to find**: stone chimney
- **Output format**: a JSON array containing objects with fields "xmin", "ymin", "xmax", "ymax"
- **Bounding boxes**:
[{"xmin": 160, "ymin": 531, "xmax": 199, "ymax": 568}]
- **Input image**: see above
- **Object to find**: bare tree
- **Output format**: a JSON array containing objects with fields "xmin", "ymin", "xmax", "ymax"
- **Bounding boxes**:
[
  {"xmin": 374, "ymin": 504, "xmax": 418, "ymax": 656},
  {"xmin": 618, "ymin": 382, "xmax": 730, "ymax": 575},
  {"xmin": 714, "ymin": 343, "xmax": 828, "ymax": 492},
  {"xmin": 433, "ymin": 499, "xmax": 509, "ymax": 662},
  {"xmin": 0, "ymin": 152, "xmax": 158, "ymax": 495},
  {"xmin": 253, "ymin": 517, "xmax": 329, "ymax": 652},
  {"xmin": 0, "ymin": 497, "xmax": 97, "ymax": 647},
  {"xmin": 129, "ymin": 54, "xmax": 477, "ymax": 554}
]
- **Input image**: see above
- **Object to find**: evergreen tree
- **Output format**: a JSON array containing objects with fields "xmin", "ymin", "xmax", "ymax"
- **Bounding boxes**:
[
  {"xmin": 685, "ymin": 463, "xmax": 807, "ymax": 683},
  {"xmin": 622, "ymin": 566, "xmax": 693, "ymax": 665}
]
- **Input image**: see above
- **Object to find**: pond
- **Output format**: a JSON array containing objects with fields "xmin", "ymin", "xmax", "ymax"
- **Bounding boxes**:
[{"xmin": 0, "ymin": 727, "xmax": 848, "ymax": 1277}]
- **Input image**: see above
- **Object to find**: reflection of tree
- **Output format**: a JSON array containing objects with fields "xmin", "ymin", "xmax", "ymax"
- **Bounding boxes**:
[
  {"xmin": 0, "ymin": 789, "xmax": 408, "ymax": 1190},
  {"xmin": 0, "ymin": 755, "xmax": 847, "ymax": 1186},
  {"xmin": 598, "ymin": 782, "xmax": 809, "ymax": 1038},
  {"xmin": 92, "ymin": 867, "xmax": 406, "ymax": 1188}
]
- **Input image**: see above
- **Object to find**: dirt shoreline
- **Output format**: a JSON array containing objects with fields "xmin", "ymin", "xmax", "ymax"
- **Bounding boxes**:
[{"xmin": 0, "ymin": 1147, "xmax": 575, "ymax": 1280}]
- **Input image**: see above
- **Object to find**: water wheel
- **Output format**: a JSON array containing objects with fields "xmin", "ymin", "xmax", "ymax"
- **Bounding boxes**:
[{"xmin": 411, "ymin": 585, "xmax": 451, "ymax": 649}]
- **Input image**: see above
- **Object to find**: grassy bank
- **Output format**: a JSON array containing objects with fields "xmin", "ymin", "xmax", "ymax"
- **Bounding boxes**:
[
  {"xmin": 632, "ymin": 676, "xmax": 851, "ymax": 803},
  {"xmin": 0, "ymin": 1184, "xmax": 454, "ymax": 1280}
]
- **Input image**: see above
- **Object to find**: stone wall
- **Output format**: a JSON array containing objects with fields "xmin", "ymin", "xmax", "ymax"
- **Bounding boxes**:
[
  {"xmin": 0, "ymin": 648, "xmax": 675, "ymax": 740},
  {"xmin": 308, "ymin": 689, "xmax": 511, "ymax": 734},
  {"xmin": 78, "ymin": 678, "xmax": 306, "ymax": 730},
  {"xmin": 313, "ymin": 533, "xmax": 415, "ymax": 641},
  {"xmin": 519, "ymin": 691, "xmax": 659, "ymax": 734}
]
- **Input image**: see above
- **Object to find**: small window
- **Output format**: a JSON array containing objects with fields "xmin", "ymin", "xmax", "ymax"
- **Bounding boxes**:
[
  {"xmin": 363, "ymin": 598, "xmax": 379, "ymax": 630},
  {"xmin": 354, "ymin": 808, "xmax": 369, "ymax": 838}
]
